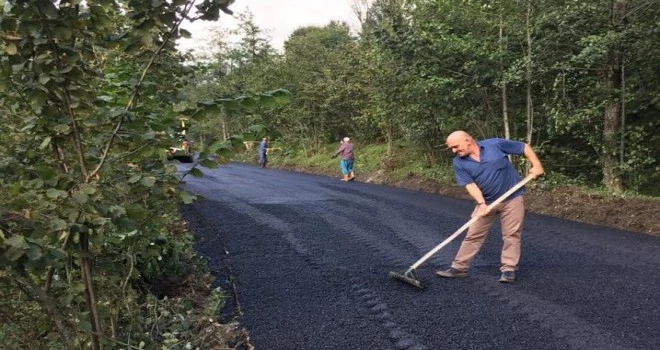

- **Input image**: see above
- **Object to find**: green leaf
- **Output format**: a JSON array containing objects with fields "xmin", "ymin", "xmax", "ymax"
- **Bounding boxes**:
[
  {"xmin": 197, "ymin": 100, "xmax": 217, "ymax": 107},
  {"xmin": 59, "ymin": 291, "xmax": 75, "ymax": 306},
  {"xmin": 188, "ymin": 167, "xmax": 204, "ymax": 177},
  {"xmin": 26, "ymin": 245, "xmax": 43, "ymax": 260},
  {"xmin": 128, "ymin": 175, "xmax": 142, "ymax": 183},
  {"xmin": 12, "ymin": 62, "xmax": 25, "ymax": 73},
  {"xmin": 118, "ymin": 230, "xmax": 138, "ymax": 240},
  {"xmin": 270, "ymin": 88, "xmax": 292, "ymax": 104},
  {"xmin": 39, "ymin": 74, "xmax": 51, "ymax": 85},
  {"xmin": 55, "ymin": 26, "xmax": 73, "ymax": 41},
  {"xmin": 53, "ymin": 124, "xmax": 71, "ymax": 134},
  {"xmin": 77, "ymin": 313, "xmax": 93, "ymax": 331},
  {"xmin": 73, "ymin": 191, "xmax": 88, "ymax": 204},
  {"xmin": 79, "ymin": 184, "xmax": 96, "ymax": 195},
  {"xmin": 179, "ymin": 191, "xmax": 196, "ymax": 204},
  {"xmin": 71, "ymin": 282, "xmax": 85, "ymax": 292},
  {"xmin": 137, "ymin": 19, "xmax": 156, "ymax": 30},
  {"xmin": 151, "ymin": 0, "xmax": 164, "ymax": 7},
  {"xmin": 20, "ymin": 123, "xmax": 36, "ymax": 132},
  {"xmin": 39, "ymin": 136, "xmax": 52, "ymax": 150},
  {"xmin": 96, "ymin": 95, "xmax": 114, "ymax": 102},
  {"xmin": 5, "ymin": 247, "xmax": 25, "ymax": 261},
  {"xmin": 68, "ymin": 98, "xmax": 80, "ymax": 109},
  {"xmin": 5, "ymin": 235, "xmax": 30, "ymax": 249},
  {"xmin": 124, "ymin": 41, "xmax": 141, "ymax": 54},
  {"xmin": 257, "ymin": 95, "xmax": 277, "ymax": 108},
  {"xmin": 42, "ymin": 2, "xmax": 59, "ymax": 18},
  {"xmin": 107, "ymin": 32, "xmax": 129, "ymax": 41},
  {"xmin": 28, "ymin": 91, "xmax": 48, "ymax": 109},
  {"xmin": 142, "ymin": 177, "xmax": 156, "ymax": 187},
  {"xmin": 179, "ymin": 29, "xmax": 192, "ymax": 38},
  {"xmin": 109, "ymin": 205, "xmax": 126, "ymax": 216},
  {"xmin": 199, "ymin": 158, "xmax": 218, "ymax": 168},
  {"xmin": 129, "ymin": 11, "xmax": 146, "ymax": 19},
  {"xmin": 91, "ymin": 217, "xmax": 108, "ymax": 226},
  {"xmin": 141, "ymin": 33, "xmax": 153, "ymax": 46},
  {"xmin": 29, "ymin": 178, "xmax": 45, "ymax": 189},
  {"xmin": 110, "ymin": 109, "xmax": 125, "ymax": 118},
  {"xmin": 36, "ymin": 165, "xmax": 57, "ymax": 180},
  {"xmin": 165, "ymin": 164, "xmax": 178, "ymax": 174},
  {"xmin": 10, "ymin": 183, "xmax": 21, "ymax": 196},
  {"xmin": 142, "ymin": 131, "xmax": 156, "ymax": 140},
  {"xmin": 126, "ymin": 206, "xmax": 148, "ymax": 220},
  {"xmin": 246, "ymin": 124, "xmax": 264, "ymax": 133},
  {"xmin": 46, "ymin": 188, "xmax": 67, "ymax": 199},
  {"xmin": 49, "ymin": 219, "xmax": 68, "ymax": 231}
]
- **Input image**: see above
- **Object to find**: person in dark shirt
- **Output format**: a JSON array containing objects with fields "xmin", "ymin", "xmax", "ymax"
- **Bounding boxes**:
[
  {"xmin": 332, "ymin": 137, "xmax": 355, "ymax": 181},
  {"xmin": 437, "ymin": 130, "xmax": 544, "ymax": 283}
]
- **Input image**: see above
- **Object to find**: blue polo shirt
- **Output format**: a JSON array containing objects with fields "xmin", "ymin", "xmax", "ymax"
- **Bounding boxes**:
[
  {"xmin": 258, "ymin": 140, "xmax": 268, "ymax": 154},
  {"xmin": 452, "ymin": 138, "xmax": 525, "ymax": 203}
]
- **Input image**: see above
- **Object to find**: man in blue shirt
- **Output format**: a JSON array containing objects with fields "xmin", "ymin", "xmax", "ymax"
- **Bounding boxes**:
[
  {"xmin": 258, "ymin": 137, "xmax": 269, "ymax": 168},
  {"xmin": 437, "ymin": 130, "xmax": 544, "ymax": 283}
]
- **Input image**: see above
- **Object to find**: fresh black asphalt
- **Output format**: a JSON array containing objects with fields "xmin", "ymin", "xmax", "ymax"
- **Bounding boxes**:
[{"xmin": 180, "ymin": 163, "xmax": 660, "ymax": 350}]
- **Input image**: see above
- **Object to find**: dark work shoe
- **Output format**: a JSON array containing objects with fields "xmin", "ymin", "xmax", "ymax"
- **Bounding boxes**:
[
  {"xmin": 499, "ymin": 271, "xmax": 516, "ymax": 283},
  {"xmin": 436, "ymin": 268, "xmax": 469, "ymax": 278}
]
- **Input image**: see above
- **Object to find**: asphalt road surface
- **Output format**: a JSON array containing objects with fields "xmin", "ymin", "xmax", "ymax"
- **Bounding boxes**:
[{"xmin": 180, "ymin": 163, "xmax": 660, "ymax": 350}]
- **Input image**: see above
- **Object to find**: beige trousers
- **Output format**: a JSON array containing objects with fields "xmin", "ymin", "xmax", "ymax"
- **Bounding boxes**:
[{"xmin": 451, "ymin": 195, "xmax": 525, "ymax": 273}]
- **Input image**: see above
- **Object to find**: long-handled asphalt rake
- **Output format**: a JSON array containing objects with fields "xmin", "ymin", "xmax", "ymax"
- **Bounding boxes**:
[{"xmin": 389, "ymin": 175, "xmax": 535, "ymax": 289}]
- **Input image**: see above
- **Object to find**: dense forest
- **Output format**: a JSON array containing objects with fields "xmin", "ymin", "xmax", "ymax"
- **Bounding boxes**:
[
  {"xmin": 190, "ymin": 0, "xmax": 659, "ymax": 196},
  {"xmin": 1, "ymin": 0, "xmax": 658, "ymax": 349}
]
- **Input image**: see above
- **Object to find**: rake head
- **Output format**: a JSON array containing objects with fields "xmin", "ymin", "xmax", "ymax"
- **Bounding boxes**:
[{"xmin": 389, "ymin": 269, "xmax": 423, "ymax": 289}]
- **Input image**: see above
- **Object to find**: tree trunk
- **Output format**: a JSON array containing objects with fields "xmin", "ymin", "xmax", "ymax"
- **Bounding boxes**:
[
  {"xmin": 602, "ymin": 0, "xmax": 626, "ymax": 192},
  {"xmin": 620, "ymin": 56, "xmax": 626, "ymax": 166},
  {"xmin": 499, "ymin": 14, "xmax": 511, "ymax": 142},
  {"xmin": 385, "ymin": 120, "xmax": 393, "ymax": 157},
  {"xmin": 525, "ymin": 0, "xmax": 534, "ymax": 145},
  {"xmin": 221, "ymin": 117, "xmax": 228, "ymax": 141},
  {"xmin": 80, "ymin": 231, "xmax": 104, "ymax": 350}
]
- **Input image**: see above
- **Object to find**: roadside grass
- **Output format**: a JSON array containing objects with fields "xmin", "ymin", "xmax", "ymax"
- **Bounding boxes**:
[
  {"xmin": 259, "ymin": 141, "xmax": 457, "ymax": 184},
  {"xmin": 237, "ymin": 140, "xmax": 659, "ymax": 201}
]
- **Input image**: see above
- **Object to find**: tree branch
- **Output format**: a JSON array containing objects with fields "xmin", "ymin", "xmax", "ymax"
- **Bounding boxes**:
[{"xmin": 33, "ymin": 2, "xmax": 90, "ymax": 180}]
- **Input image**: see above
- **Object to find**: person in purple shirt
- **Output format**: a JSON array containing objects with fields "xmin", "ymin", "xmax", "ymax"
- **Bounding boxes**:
[
  {"xmin": 332, "ymin": 137, "xmax": 355, "ymax": 181},
  {"xmin": 437, "ymin": 130, "xmax": 544, "ymax": 283}
]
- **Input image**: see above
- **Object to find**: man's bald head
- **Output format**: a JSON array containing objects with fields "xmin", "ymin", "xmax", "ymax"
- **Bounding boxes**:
[
  {"xmin": 446, "ymin": 130, "xmax": 476, "ymax": 158},
  {"xmin": 446, "ymin": 130, "xmax": 472, "ymax": 144}
]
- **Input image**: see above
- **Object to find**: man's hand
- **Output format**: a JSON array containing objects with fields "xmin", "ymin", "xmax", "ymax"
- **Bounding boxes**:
[
  {"xmin": 529, "ymin": 165, "xmax": 544, "ymax": 179},
  {"xmin": 474, "ymin": 203, "xmax": 491, "ymax": 217},
  {"xmin": 465, "ymin": 183, "xmax": 488, "ymax": 216}
]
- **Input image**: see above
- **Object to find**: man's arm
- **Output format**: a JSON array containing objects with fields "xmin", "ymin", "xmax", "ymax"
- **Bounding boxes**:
[
  {"xmin": 332, "ymin": 144, "xmax": 345, "ymax": 158},
  {"xmin": 465, "ymin": 183, "xmax": 490, "ymax": 216},
  {"xmin": 523, "ymin": 144, "xmax": 544, "ymax": 179}
]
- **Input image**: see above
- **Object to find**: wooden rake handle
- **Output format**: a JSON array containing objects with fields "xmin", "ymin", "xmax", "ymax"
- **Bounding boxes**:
[{"xmin": 407, "ymin": 174, "xmax": 535, "ymax": 272}]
